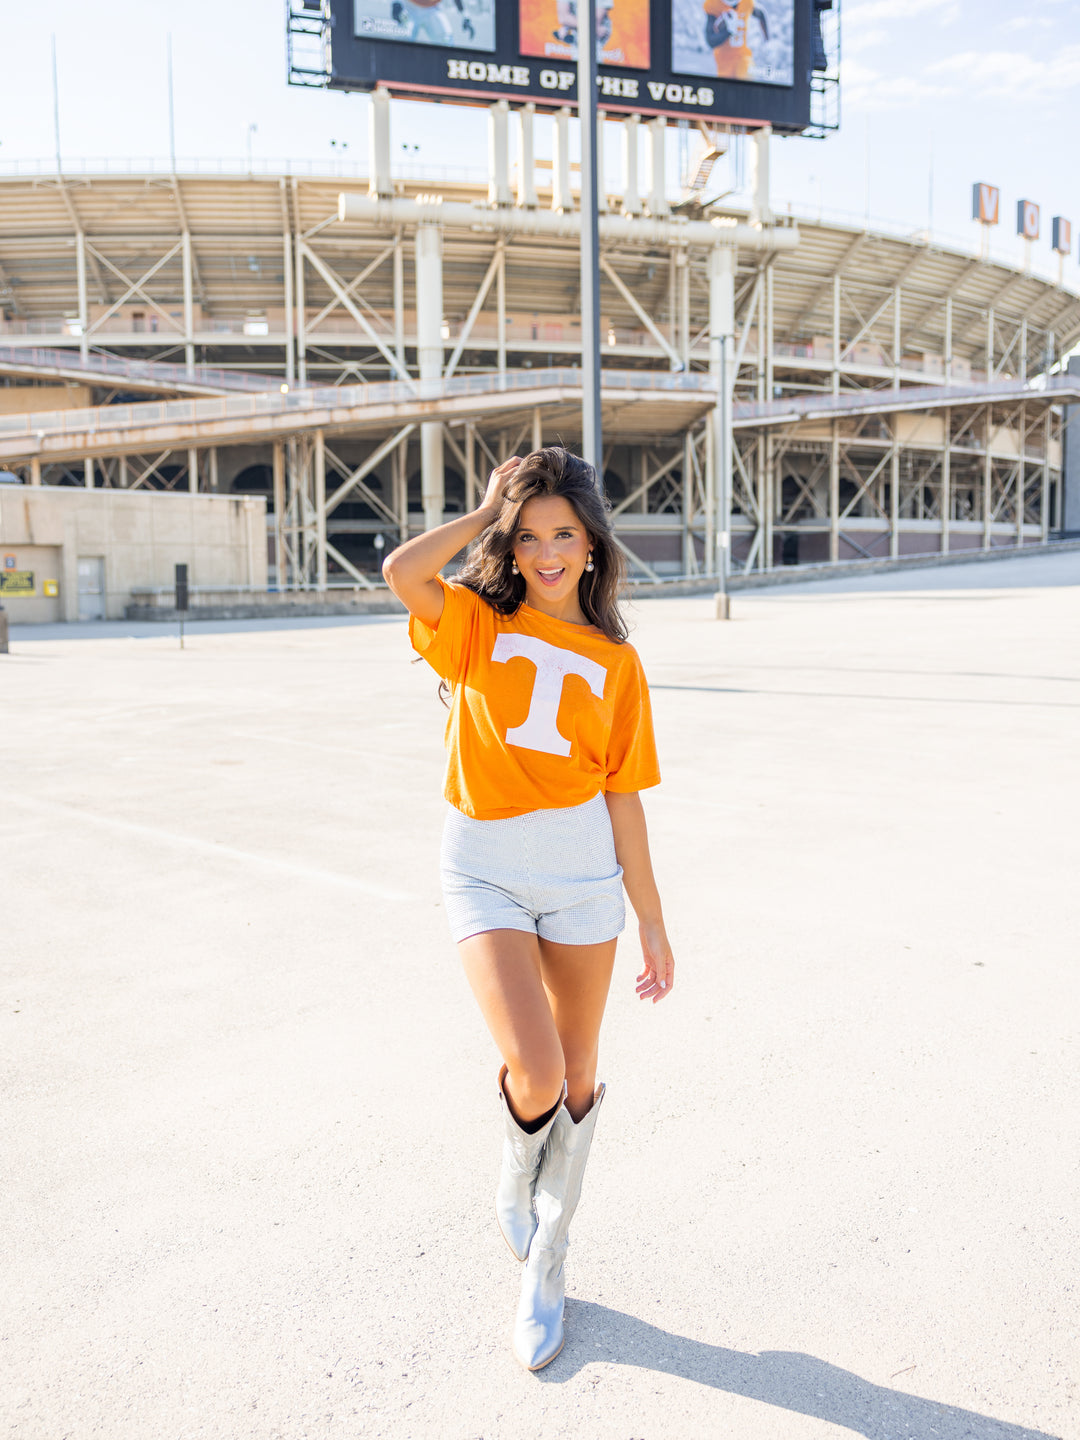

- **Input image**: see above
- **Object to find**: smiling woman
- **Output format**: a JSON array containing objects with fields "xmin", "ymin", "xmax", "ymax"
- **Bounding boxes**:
[{"xmin": 382, "ymin": 444, "xmax": 675, "ymax": 1372}]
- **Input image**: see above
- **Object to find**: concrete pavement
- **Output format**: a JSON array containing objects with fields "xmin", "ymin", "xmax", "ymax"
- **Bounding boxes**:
[{"xmin": 1, "ymin": 551, "xmax": 1078, "ymax": 1439}]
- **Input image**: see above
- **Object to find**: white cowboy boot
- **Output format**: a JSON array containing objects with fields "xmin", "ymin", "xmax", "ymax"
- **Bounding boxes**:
[
  {"xmin": 512, "ymin": 1084, "xmax": 605, "ymax": 1371},
  {"xmin": 496, "ymin": 1066, "xmax": 565, "ymax": 1262}
]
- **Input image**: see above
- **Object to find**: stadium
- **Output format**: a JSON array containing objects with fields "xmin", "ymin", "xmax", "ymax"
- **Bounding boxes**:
[{"xmin": 0, "ymin": 0, "xmax": 1078, "ymax": 622}]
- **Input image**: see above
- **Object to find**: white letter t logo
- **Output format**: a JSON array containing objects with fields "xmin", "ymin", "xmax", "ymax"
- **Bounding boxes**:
[{"xmin": 490, "ymin": 633, "xmax": 607, "ymax": 757}]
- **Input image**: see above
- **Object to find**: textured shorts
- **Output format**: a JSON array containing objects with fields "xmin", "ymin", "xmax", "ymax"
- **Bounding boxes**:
[{"xmin": 440, "ymin": 792, "xmax": 626, "ymax": 946}]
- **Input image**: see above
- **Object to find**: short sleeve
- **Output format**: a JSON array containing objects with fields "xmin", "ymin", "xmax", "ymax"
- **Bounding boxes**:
[
  {"xmin": 605, "ymin": 648, "xmax": 661, "ymax": 793},
  {"xmin": 408, "ymin": 578, "xmax": 481, "ymax": 685}
]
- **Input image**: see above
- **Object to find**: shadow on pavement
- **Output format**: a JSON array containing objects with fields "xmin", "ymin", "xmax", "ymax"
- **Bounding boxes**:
[{"xmin": 541, "ymin": 1300, "xmax": 1061, "ymax": 1439}]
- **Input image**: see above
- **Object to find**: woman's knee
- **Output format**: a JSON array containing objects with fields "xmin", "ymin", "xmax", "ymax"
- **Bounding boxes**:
[{"xmin": 506, "ymin": 1045, "xmax": 565, "ymax": 1115}]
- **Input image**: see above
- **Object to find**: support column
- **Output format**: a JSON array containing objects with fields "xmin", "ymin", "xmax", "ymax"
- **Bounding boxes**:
[
  {"xmin": 272, "ymin": 440, "xmax": 285, "ymax": 588},
  {"xmin": 368, "ymin": 87, "xmax": 393, "ymax": 200},
  {"xmin": 708, "ymin": 245, "xmax": 735, "ymax": 585},
  {"xmin": 677, "ymin": 249, "xmax": 690, "ymax": 370},
  {"xmin": 314, "ymin": 428, "xmax": 327, "ymax": 591},
  {"xmin": 394, "ymin": 433, "xmax": 409, "ymax": 544},
  {"xmin": 75, "ymin": 231, "xmax": 89, "ymax": 363},
  {"xmin": 295, "ymin": 223, "xmax": 307, "ymax": 387},
  {"xmin": 941, "ymin": 408, "xmax": 951, "ymax": 553},
  {"xmin": 829, "ymin": 425, "xmax": 840, "ymax": 562},
  {"xmin": 517, "ymin": 104, "xmax": 538, "ymax": 208},
  {"xmin": 749, "ymin": 125, "xmax": 772, "ymax": 226},
  {"xmin": 944, "ymin": 295, "xmax": 953, "ymax": 383},
  {"xmin": 762, "ymin": 436, "xmax": 773, "ymax": 571},
  {"xmin": 646, "ymin": 117, "xmax": 668, "ymax": 217},
  {"xmin": 831, "ymin": 273, "xmax": 840, "ymax": 397},
  {"xmin": 756, "ymin": 276, "xmax": 766, "ymax": 402},
  {"xmin": 682, "ymin": 430, "xmax": 695, "ymax": 575},
  {"xmin": 465, "ymin": 421, "xmax": 477, "ymax": 510},
  {"xmin": 188, "ymin": 447, "xmax": 198, "ymax": 495},
  {"xmin": 84, "ymin": 458, "xmax": 93, "ymax": 489},
  {"xmin": 1017, "ymin": 400, "xmax": 1026, "ymax": 546},
  {"xmin": 416, "ymin": 222, "xmax": 445, "ymax": 531},
  {"xmin": 208, "ymin": 447, "xmax": 219, "ymax": 494},
  {"xmin": 765, "ymin": 263, "xmax": 775, "ymax": 401},
  {"xmin": 182, "ymin": 231, "xmax": 195, "ymax": 376},
  {"xmin": 1041, "ymin": 409, "xmax": 1052, "ymax": 541},
  {"xmin": 393, "ymin": 231, "xmax": 406, "ymax": 378},
  {"xmin": 488, "ymin": 100, "xmax": 512, "ymax": 207},
  {"xmin": 890, "ymin": 429, "xmax": 900, "ymax": 558},
  {"xmin": 622, "ymin": 115, "xmax": 641, "ymax": 216},
  {"xmin": 532, "ymin": 406, "xmax": 542, "ymax": 453},
  {"xmin": 983, "ymin": 409, "xmax": 993, "ymax": 549},
  {"xmin": 496, "ymin": 238, "xmax": 507, "ymax": 381},
  {"xmin": 283, "ymin": 225, "xmax": 295, "ymax": 385},
  {"xmin": 552, "ymin": 108, "xmax": 572, "ymax": 213},
  {"xmin": 596, "ymin": 112, "xmax": 608, "ymax": 213}
]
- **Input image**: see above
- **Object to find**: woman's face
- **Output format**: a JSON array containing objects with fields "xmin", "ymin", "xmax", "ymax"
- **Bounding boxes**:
[{"xmin": 511, "ymin": 495, "xmax": 591, "ymax": 610}]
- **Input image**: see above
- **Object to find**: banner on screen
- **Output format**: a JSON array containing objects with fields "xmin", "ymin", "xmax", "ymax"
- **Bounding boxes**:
[
  {"xmin": 672, "ymin": 0, "xmax": 794, "ymax": 86},
  {"xmin": 519, "ymin": 0, "xmax": 651, "ymax": 70},
  {"xmin": 328, "ymin": 0, "xmax": 815, "ymax": 131},
  {"xmin": 354, "ymin": 0, "xmax": 496, "ymax": 52}
]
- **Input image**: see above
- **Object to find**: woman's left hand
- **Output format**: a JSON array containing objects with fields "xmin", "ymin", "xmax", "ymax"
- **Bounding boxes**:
[{"xmin": 636, "ymin": 921, "xmax": 674, "ymax": 1003}]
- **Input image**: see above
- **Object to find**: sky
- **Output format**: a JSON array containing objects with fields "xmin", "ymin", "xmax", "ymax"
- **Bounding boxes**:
[{"xmin": 0, "ymin": 0, "xmax": 1076, "ymax": 288}]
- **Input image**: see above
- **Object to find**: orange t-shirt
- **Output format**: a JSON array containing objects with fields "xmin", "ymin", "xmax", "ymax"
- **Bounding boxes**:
[{"xmin": 410, "ymin": 579, "xmax": 661, "ymax": 820}]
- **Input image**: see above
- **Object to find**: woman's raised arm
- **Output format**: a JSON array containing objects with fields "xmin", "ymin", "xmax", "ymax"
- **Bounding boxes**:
[{"xmin": 382, "ymin": 455, "xmax": 522, "ymax": 627}]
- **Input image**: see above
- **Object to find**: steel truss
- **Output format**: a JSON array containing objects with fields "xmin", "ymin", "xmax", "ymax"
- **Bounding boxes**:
[{"xmin": 1, "ymin": 150, "xmax": 1077, "ymax": 587}]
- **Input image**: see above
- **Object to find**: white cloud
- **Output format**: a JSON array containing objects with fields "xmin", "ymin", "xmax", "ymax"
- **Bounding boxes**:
[
  {"xmin": 926, "ymin": 44, "xmax": 1080, "ymax": 97},
  {"xmin": 1001, "ymin": 16, "xmax": 1053, "ymax": 32},
  {"xmin": 844, "ymin": 0, "xmax": 959, "ymax": 26},
  {"xmin": 841, "ymin": 56, "xmax": 956, "ymax": 112},
  {"xmin": 843, "ymin": 26, "xmax": 888, "ymax": 55}
]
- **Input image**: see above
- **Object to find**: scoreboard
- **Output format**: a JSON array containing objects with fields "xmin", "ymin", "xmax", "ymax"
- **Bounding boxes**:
[{"xmin": 327, "ymin": 0, "xmax": 821, "ymax": 134}]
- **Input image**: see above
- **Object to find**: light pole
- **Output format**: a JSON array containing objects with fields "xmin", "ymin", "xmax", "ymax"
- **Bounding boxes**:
[{"xmin": 577, "ymin": 0, "xmax": 602, "ymax": 479}]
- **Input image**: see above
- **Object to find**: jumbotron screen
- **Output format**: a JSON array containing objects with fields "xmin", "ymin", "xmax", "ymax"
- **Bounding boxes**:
[{"xmin": 331, "ymin": 0, "xmax": 813, "ymax": 132}]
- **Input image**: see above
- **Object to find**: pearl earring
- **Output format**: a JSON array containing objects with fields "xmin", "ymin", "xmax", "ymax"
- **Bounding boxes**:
[
  {"xmin": 511, "ymin": 558, "xmax": 519, "ymax": 575},
  {"xmin": 585, "ymin": 552, "xmax": 595, "ymax": 573}
]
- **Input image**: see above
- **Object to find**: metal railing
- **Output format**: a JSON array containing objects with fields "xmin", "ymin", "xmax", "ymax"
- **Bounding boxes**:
[
  {"xmin": 735, "ymin": 373, "xmax": 1080, "ymax": 424},
  {"xmin": 0, "ymin": 367, "xmax": 716, "ymax": 441},
  {"xmin": 0, "ymin": 344, "xmax": 284, "ymax": 395}
]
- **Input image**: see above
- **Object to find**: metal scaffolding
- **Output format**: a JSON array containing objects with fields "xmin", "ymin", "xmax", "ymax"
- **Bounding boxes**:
[{"xmin": 1, "ymin": 120, "xmax": 1077, "ymax": 590}]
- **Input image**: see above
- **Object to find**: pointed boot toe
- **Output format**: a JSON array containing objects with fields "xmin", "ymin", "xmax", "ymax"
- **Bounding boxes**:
[{"xmin": 513, "ymin": 1249, "xmax": 565, "ymax": 1370}]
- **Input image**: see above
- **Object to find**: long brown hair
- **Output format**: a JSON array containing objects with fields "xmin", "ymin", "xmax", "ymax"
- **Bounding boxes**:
[{"xmin": 454, "ymin": 446, "xmax": 628, "ymax": 643}]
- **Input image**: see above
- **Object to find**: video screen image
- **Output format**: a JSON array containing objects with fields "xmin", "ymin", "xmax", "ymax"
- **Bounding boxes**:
[
  {"xmin": 518, "ymin": 0, "xmax": 651, "ymax": 71},
  {"xmin": 671, "ymin": 0, "xmax": 793, "ymax": 85},
  {"xmin": 354, "ymin": 0, "xmax": 496, "ymax": 52}
]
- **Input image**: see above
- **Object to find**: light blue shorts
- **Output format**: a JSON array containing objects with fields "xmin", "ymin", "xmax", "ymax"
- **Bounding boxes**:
[{"xmin": 440, "ymin": 792, "xmax": 626, "ymax": 946}]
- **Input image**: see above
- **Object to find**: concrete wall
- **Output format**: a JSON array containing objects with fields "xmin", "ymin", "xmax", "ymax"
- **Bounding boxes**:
[
  {"xmin": 0, "ymin": 487, "xmax": 266, "ymax": 622},
  {"xmin": 0, "ymin": 384, "xmax": 93, "ymax": 414}
]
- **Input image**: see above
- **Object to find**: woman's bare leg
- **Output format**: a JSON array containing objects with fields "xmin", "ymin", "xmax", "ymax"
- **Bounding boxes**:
[
  {"xmin": 458, "ymin": 929, "xmax": 566, "ymax": 1123},
  {"xmin": 538, "ymin": 938, "xmax": 617, "ymax": 1121}
]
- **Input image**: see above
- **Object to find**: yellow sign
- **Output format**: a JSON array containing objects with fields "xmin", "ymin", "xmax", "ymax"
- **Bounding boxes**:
[
  {"xmin": 0, "ymin": 570, "xmax": 34, "ymax": 596},
  {"xmin": 43, "ymin": 579, "xmax": 59, "ymax": 598}
]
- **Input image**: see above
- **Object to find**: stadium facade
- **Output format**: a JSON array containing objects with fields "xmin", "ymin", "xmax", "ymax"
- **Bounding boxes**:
[{"xmin": 1, "ymin": 127, "xmax": 1078, "ymax": 611}]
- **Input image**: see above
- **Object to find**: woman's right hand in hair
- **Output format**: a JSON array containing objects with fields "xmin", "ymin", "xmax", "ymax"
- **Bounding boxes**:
[
  {"xmin": 383, "ymin": 455, "xmax": 524, "ymax": 629},
  {"xmin": 480, "ymin": 454, "xmax": 523, "ymax": 516}
]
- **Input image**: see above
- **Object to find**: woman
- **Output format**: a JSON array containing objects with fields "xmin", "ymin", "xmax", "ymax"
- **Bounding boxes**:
[{"xmin": 383, "ymin": 446, "xmax": 674, "ymax": 1370}]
